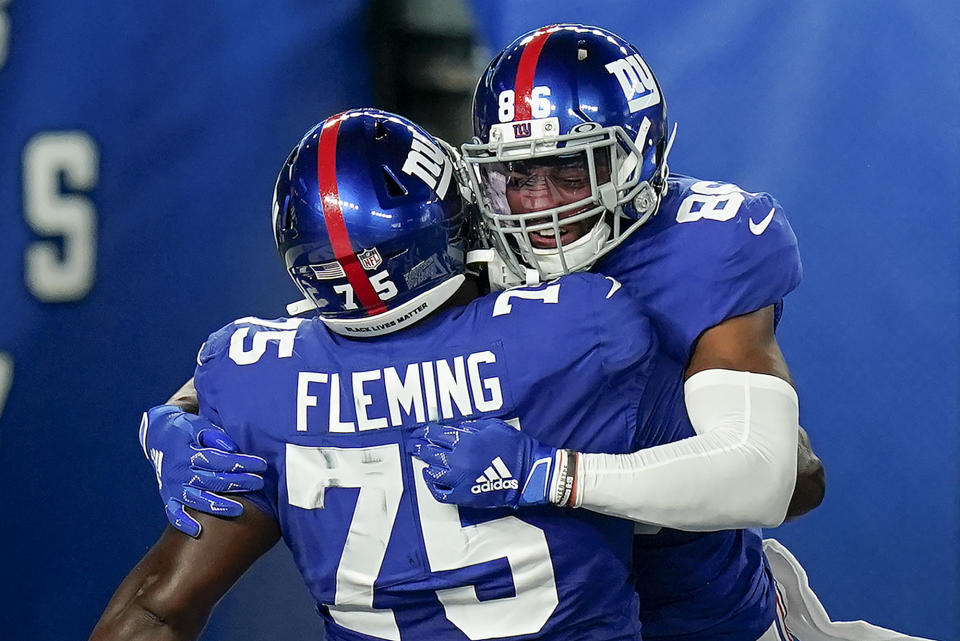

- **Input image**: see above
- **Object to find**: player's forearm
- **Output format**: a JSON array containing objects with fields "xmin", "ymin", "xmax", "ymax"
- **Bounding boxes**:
[
  {"xmin": 89, "ymin": 531, "xmax": 213, "ymax": 641},
  {"xmin": 89, "ymin": 598, "xmax": 206, "ymax": 641},
  {"xmin": 572, "ymin": 369, "xmax": 798, "ymax": 530},
  {"xmin": 91, "ymin": 504, "xmax": 280, "ymax": 641},
  {"xmin": 786, "ymin": 425, "xmax": 825, "ymax": 519}
]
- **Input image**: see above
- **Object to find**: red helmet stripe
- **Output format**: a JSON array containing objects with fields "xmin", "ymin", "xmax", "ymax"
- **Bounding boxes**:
[
  {"xmin": 513, "ymin": 27, "xmax": 553, "ymax": 121},
  {"xmin": 316, "ymin": 117, "xmax": 388, "ymax": 316}
]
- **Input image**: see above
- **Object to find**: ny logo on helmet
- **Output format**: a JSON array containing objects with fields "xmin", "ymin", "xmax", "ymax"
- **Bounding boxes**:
[
  {"xmin": 402, "ymin": 130, "xmax": 452, "ymax": 200},
  {"xmin": 604, "ymin": 54, "xmax": 661, "ymax": 113},
  {"xmin": 512, "ymin": 122, "xmax": 532, "ymax": 139}
]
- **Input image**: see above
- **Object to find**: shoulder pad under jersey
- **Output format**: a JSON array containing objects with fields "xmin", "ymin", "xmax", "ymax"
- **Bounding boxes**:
[{"xmin": 630, "ymin": 175, "xmax": 802, "ymax": 358}]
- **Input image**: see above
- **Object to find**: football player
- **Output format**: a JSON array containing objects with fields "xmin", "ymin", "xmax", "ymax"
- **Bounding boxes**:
[
  {"xmin": 434, "ymin": 23, "xmax": 808, "ymax": 641},
  {"xmin": 93, "ymin": 109, "xmax": 677, "ymax": 641},
  {"xmin": 431, "ymin": 23, "xmax": 926, "ymax": 641}
]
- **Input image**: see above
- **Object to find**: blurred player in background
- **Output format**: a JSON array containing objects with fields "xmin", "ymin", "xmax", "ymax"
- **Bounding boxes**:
[{"xmin": 95, "ymin": 108, "xmax": 693, "ymax": 641}]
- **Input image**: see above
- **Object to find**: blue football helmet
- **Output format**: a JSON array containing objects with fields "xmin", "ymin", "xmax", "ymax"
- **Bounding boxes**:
[
  {"xmin": 463, "ymin": 24, "xmax": 674, "ymax": 284},
  {"xmin": 273, "ymin": 109, "xmax": 468, "ymax": 336}
]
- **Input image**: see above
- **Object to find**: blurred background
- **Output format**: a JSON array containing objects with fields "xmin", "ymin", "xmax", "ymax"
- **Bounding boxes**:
[{"xmin": 0, "ymin": 1, "xmax": 956, "ymax": 639}]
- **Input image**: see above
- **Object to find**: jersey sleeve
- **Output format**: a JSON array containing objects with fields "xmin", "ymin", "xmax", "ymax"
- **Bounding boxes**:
[
  {"xmin": 661, "ymin": 189, "xmax": 802, "ymax": 359},
  {"xmin": 192, "ymin": 322, "xmax": 234, "ymax": 421},
  {"xmin": 193, "ymin": 320, "xmax": 279, "ymax": 520}
]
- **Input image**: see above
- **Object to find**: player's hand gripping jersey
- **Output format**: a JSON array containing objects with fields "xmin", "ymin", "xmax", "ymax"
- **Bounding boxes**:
[
  {"xmin": 596, "ymin": 175, "xmax": 802, "ymax": 640},
  {"xmin": 193, "ymin": 274, "xmax": 669, "ymax": 641}
]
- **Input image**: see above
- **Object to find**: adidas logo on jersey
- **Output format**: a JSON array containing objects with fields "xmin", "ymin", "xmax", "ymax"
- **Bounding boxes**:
[{"xmin": 471, "ymin": 456, "xmax": 519, "ymax": 494}]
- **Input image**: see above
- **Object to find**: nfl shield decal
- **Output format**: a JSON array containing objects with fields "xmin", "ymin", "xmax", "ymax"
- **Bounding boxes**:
[{"xmin": 357, "ymin": 248, "xmax": 383, "ymax": 271}]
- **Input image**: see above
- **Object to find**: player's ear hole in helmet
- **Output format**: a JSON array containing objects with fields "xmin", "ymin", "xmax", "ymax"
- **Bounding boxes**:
[{"xmin": 274, "ymin": 109, "xmax": 471, "ymax": 337}]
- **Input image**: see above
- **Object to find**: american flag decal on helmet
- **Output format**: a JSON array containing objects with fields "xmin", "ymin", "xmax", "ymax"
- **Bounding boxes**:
[
  {"xmin": 296, "ymin": 261, "xmax": 346, "ymax": 281},
  {"xmin": 357, "ymin": 248, "xmax": 383, "ymax": 271}
]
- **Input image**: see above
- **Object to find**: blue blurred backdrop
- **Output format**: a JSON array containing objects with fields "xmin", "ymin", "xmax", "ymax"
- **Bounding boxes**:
[{"xmin": 0, "ymin": 1, "xmax": 956, "ymax": 639}]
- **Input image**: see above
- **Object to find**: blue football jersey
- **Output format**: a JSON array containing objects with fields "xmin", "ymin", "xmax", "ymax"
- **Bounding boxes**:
[
  {"xmin": 193, "ymin": 273, "xmax": 662, "ymax": 641},
  {"xmin": 596, "ymin": 175, "xmax": 803, "ymax": 641},
  {"xmin": 598, "ymin": 174, "xmax": 802, "ymax": 363}
]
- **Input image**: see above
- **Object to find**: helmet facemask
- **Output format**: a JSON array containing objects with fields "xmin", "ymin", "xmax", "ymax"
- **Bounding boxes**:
[{"xmin": 463, "ymin": 121, "xmax": 668, "ymax": 284}]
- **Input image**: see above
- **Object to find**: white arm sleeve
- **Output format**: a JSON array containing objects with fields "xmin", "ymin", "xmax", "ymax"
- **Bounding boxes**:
[{"xmin": 572, "ymin": 369, "xmax": 799, "ymax": 530}]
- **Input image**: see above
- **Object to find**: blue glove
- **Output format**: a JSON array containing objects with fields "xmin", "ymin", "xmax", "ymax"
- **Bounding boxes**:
[
  {"xmin": 139, "ymin": 405, "xmax": 267, "ymax": 537},
  {"xmin": 406, "ymin": 418, "xmax": 576, "ymax": 509}
]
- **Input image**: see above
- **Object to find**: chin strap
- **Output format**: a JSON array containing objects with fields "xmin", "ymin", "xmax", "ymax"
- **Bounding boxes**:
[
  {"xmin": 467, "ymin": 248, "xmax": 525, "ymax": 291},
  {"xmin": 524, "ymin": 219, "xmax": 610, "ymax": 279},
  {"xmin": 466, "ymin": 247, "xmax": 544, "ymax": 290},
  {"xmin": 662, "ymin": 122, "xmax": 678, "ymax": 169},
  {"xmin": 655, "ymin": 121, "xmax": 678, "ymax": 199},
  {"xmin": 286, "ymin": 297, "xmax": 317, "ymax": 316}
]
